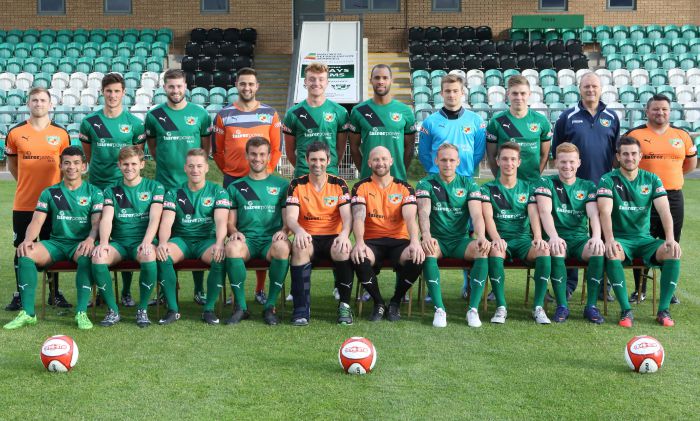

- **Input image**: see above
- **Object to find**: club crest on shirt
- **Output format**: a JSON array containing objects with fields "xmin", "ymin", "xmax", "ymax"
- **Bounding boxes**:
[
  {"xmin": 323, "ymin": 112, "xmax": 335, "ymax": 123},
  {"xmin": 202, "ymin": 197, "xmax": 213, "ymax": 206},
  {"xmin": 517, "ymin": 193, "xmax": 527, "ymax": 203},
  {"xmin": 575, "ymin": 191, "xmax": 585, "ymax": 200},
  {"xmin": 46, "ymin": 136, "xmax": 60, "ymax": 146},
  {"xmin": 600, "ymin": 118, "xmax": 611, "ymax": 127},
  {"xmin": 267, "ymin": 186, "xmax": 279, "ymax": 195},
  {"xmin": 640, "ymin": 185, "xmax": 650, "ymax": 195},
  {"xmin": 669, "ymin": 138, "xmax": 683, "ymax": 148},
  {"xmin": 120, "ymin": 124, "xmax": 131, "ymax": 134},
  {"xmin": 388, "ymin": 193, "xmax": 403, "ymax": 204},
  {"xmin": 463, "ymin": 126, "xmax": 471, "ymax": 134},
  {"xmin": 391, "ymin": 112, "xmax": 402, "ymax": 122},
  {"xmin": 185, "ymin": 116, "xmax": 198, "ymax": 126},
  {"xmin": 454, "ymin": 188, "xmax": 465, "ymax": 197},
  {"xmin": 258, "ymin": 114, "xmax": 271, "ymax": 123},
  {"xmin": 78, "ymin": 197, "xmax": 89, "ymax": 206},
  {"xmin": 323, "ymin": 196, "xmax": 338, "ymax": 207},
  {"xmin": 529, "ymin": 123, "xmax": 539, "ymax": 132},
  {"xmin": 138, "ymin": 192, "xmax": 151, "ymax": 201}
]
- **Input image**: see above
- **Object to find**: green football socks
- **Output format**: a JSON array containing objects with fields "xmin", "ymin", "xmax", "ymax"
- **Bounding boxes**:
[
  {"xmin": 138, "ymin": 261, "xmax": 157, "ymax": 310},
  {"xmin": 658, "ymin": 259, "xmax": 680, "ymax": 312},
  {"xmin": 157, "ymin": 257, "xmax": 179, "ymax": 312},
  {"xmin": 226, "ymin": 257, "xmax": 248, "ymax": 311},
  {"xmin": 585, "ymin": 256, "xmax": 605, "ymax": 308},
  {"xmin": 423, "ymin": 257, "xmax": 444, "ymax": 310},
  {"xmin": 606, "ymin": 259, "xmax": 631, "ymax": 311},
  {"xmin": 265, "ymin": 258, "xmax": 289, "ymax": 310},
  {"xmin": 75, "ymin": 256, "xmax": 93, "ymax": 313},
  {"xmin": 550, "ymin": 256, "xmax": 567, "ymax": 307},
  {"xmin": 533, "ymin": 256, "xmax": 551, "ymax": 309},
  {"xmin": 91, "ymin": 263, "xmax": 118, "ymax": 313},
  {"xmin": 17, "ymin": 257, "xmax": 38, "ymax": 317},
  {"xmin": 488, "ymin": 256, "xmax": 507, "ymax": 308},
  {"xmin": 468, "ymin": 257, "xmax": 488, "ymax": 310}
]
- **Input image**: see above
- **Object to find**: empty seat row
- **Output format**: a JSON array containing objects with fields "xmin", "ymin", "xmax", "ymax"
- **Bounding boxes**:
[
  {"xmin": 601, "ymin": 37, "xmax": 700, "ymax": 56},
  {"xmin": 410, "ymin": 38, "xmax": 583, "ymax": 57},
  {"xmin": 409, "ymin": 26, "xmax": 492, "ymax": 43},
  {"xmin": 0, "ymin": 56, "xmax": 164, "ymax": 75},
  {"xmin": 606, "ymin": 53, "xmax": 699, "ymax": 72},
  {"xmin": 601, "ymin": 68, "xmax": 700, "ymax": 88},
  {"xmin": 184, "ymin": 71, "xmax": 239, "ymax": 89},
  {"xmin": 0, "ymin": 41, "xmax": 168, "ymax": 60},
  {"xmin": 190, "ymin": 28, "xmax": 257, "ymax": 44},
  {"xmin": 410, "ymin": 53, "xmax": 588, "ymax": 73},
  {"xmin": 182, "ymin": 56, "xmax": 252, "ymax": 74},
  {"xmin": 185, "ymin": 40, "xmax": 254, "ymax": 58},
  {"xmin": 0, "ymin": 28, "xmax": 172, "ymax": 45},
  {"xmin": 590, "ymin": 24, "xmax": 698, "ymax": 43},
  {"xmin": 412, "ymin": 68, "xmax": 593, "ymax": 92}
]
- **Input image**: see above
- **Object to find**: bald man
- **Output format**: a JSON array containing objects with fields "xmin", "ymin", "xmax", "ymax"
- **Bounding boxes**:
[{"xmin": 350, "ymin": 146, "xmax": 424, "ymax": 322}]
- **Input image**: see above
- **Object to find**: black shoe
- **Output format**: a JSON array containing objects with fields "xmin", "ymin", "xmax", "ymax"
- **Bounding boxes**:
[
  {"xmin": 202, "ymin": 310, "xmax": 220, "ymax": 325},
  {"xmin": 5, "ymin": 293, "xmax": 21, "ymax": 311},
  {"xmin": 487, "ymin": 291, "xmax": 496, "ymax": 302},
  {"xmin": 263, "ymin": 308, "xmax": 279, "ymax": 326},
  {"xmin": 148, "ymin": 296, "xmax": 165, "ymax": 306},
  {"xmin": 337, "ymin": 303, "xmax": 353, "ymax": 325},
  {"xmin": 670, "ymin": 295, "xmax": 680, "ymax": 305},
  {"xmin": 369, "ymin": 304, "xmax": 386, "ymax": 322},
  {"xmin": 99, "ymin": 309, "xmax": 121, "ymax": 327},
  {"xmin": 158, "ymin": 310, "xmax": 180, "ymax": 325},
  {"xmin": 387, "ymin": 302, "xmax": 401, "ymax": 322},
  {"xmin": 50, "ymin": 290, "xmax": 73, "ymax": 308},
  {"xmin": 121, "ymin": 293, "xmax": 135, "ymax": 307},
  {"xmin": 136, "ymin": 309, "xmax": 151, "ymax": 328},
  {"xmin": 224, "ymin": 308, "xmax": 250, "ymax": 325}
]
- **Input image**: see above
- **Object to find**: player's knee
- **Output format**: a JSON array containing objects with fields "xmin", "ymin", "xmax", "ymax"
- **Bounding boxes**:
[
  {"xmin": 270, "ymin": 239, "xmax": 291, "ymax": 259},
  {"xmin": 331, "ymin": 248, "xmax": 349, "ymax": 261},
  {"xmin": 534, "ymin": 248, "xmax": 550, "ymax": 257},
  {"xmin": 225, "ymin": 240, "xmax": 246, "ymax": 258},
  {"xmin": 489, "ymin": 248, "xmax": 505, "ymax": 258},
  {"xmin": 136, "ymin": 252, "xmax": 155, "ymax": 263}
]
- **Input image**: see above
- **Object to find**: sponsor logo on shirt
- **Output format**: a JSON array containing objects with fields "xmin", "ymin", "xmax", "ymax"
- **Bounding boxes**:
[
  {"xmin": 185, "ymin": 116, "xmax": 198, "ymax": 126},
  {"xmin": 388, "ymin": 193, "xmax": 403, "ymax": 204},
  {"xmin": 669, "ymin": 138, "xmax": 683, "ymax": 148},
  {"xmin": 46, "ymin": 136, "xmax": 60, "ymax": 146},
  {"xmin": 120, "ymin": 125, "xmax": 131, "ymax": 134},
  {"xmin": 138, "ymin": 192, "xmax": 151, "ymax": 201},
  {"xmin": 78, "ymin": 197, "xmax": 89, "ymax": 206},
  {"xmin": 286, "ymin": 196, "xmax": 299, "ymax": 205},
  {"xmin": 597, "ymin": 187, "xmax": 612, "ymax": 196},
  {"xmin": 391, "ymin": 113, "xmax": 402, "ymax": 122},
  {"xmin": 416, "ymin": 189, "xmax": 429, "ymax": 197},
  {"xmin": 529, "ymin": 123, "xmax": 539, "ymax": 132},
  {"xmin": 572, "ymin": 120, "xmax": 583, "ymax": 124},
  {"xmin": 600, "ymin": 118, "xmax": 611, "ymax": 127},
  {"xmin": 37, "ymin": 201, "xmax": 48, "ymax": 210},
  {"xmin": 202, "ymin": 197, "xmax": 213, "ymax": 206},
  {"xmin": 323, "ymin": 112, "xmax": 335, "ymax": 123},
  {"xmin": 655, "ymin": 186, "xmax": 666, "ymax": 194},
  {"xmin": 215, "ymin": 199, "xmax": 230, "ymax": 206},
  {"xmin": 266, "ymin": 186, "xmax": 279, "ymax": 195},
  {"xmin": 324, "ymin": 196, "xmax": 338, "ymax": 207}
]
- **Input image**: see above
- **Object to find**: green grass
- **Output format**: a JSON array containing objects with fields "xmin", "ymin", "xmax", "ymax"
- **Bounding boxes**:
[{"xmin": 1, "ymin": 178, "xmax": 700, "ymax": 419}]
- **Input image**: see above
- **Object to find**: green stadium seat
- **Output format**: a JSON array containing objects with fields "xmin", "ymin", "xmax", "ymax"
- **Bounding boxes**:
[
  {"xmin": 430, "ymin": 69, "xmax": 447, "ymax": 88},
  {"xmin": 23, "ymin": 29, "xmax": 39, "ymax": 44},
  {"xmin": 76, "ymin": 57, "xmax": 93, "ymax": 73},
  {"xmin": 99, "ymin": 42, "xmax": 116, "ymax": 58},
  {"xmin": 111, "ymin": 57, "xmax": 128, "ymax": 73},
  {"xmin": 134, "ymin": 42, "xmax": 150, "ymax": 57},
  {"xmin": 631, "ymin": 119, "xmax": 647, "ymax": 127},
  {"xmin": 671, "ymin": 38, "xmax": 689, "ymax": 54},
  {"xmin": 529, "ymin": 29, "xmax": 544, "ymax": 41},
  {"xmin": 612, "ymin": 25, "xmax": 628, "ymax": 42},
  {"xmin": 47, "ymin": 43, "xmax": 65, "ymax": 59},
  {"xmin": 0, "ymin": 90, "xmax": 7, "ymax": 105},
  {"xmin": 6, "ymin": 58, "xmax": 23, "ymax": 74},
  {"xmin": 153, "ymin": 88, "xmax": 167, "ymax": 105},
  {"xmin": 123, "ymin": 89, "xmax": 135, "ymax": 107},
  {"xmin": 431, "ymin": 92, "xmax": 444, "ymax": 104},
  {"xmin": 430, "ymin": 84, "xmax": 442, "ymax": 97},
  {"xmin": 606, "ymin": 54, "xmax": 624, "ymax": 71},
  {"xmin": 89, "ymin": 29, "xmax": 107, "ymax": 44},
  {"xmin": 673, "ymin": 120, "xmax": 691, "ymax": 131},
  {"xmin": 509, "ymin": 29, "xmax": 527, "ymax": 41},
  {"xmin": 655, "ymin": 85, "xmax": 675, "ymax": 101},
  {"xmin": 660, "ymin": 53, "xmax": 678, "ymax": 70},
  {"xmin": 0, "ymin": 43, "xmax": 14, "ymax": 59},
  {"xmin": 691, "ymin": 121, "xmax": 700, "ymax": 131},
  {"xmin": 190, "ymin": 87, "xmax": 208, "ymax": 105},
  {"xmin": 124, "ymin": 72, "xmax": 141, "ymax": 90},
  {"xmin": 618, "ymin": 86, "xmax": 637, "ymax": 103},
  {"xmin": 580, "ymin": 25, "xmax": 594, "ymax": 44},
  {"xmin": 646, "ymin": 25, "xmax": 663, "ymax": 40},
  {"xmin": 53, "ymin": 105, "xmax": 72, "ymax": 125},
  {"xmin": 649, "ymin": 69, "xmax": 668, "ymax": 86},
  {"xmin": 129, "ymin": 56, "xmax": 146, "ymax": 73},
  {"xmin": 56, "ymin": 29, "xmax": 72, "ymax": 44},
  {"xmin": 32, "ymin": 72, "xmax": 50, "ymax": 89},
  {"xmin": 41, "ymin": 57, "xmax": 59, "ymax": 74},
  {"xmin": 470, "ymin": 102, "xmax": 489, "ymax": 120},
  {"xmin": 14, "ymin": 43, "xmax": 31, "ymax": 59},
  {"xmin": 152, "ymin": 42, "xmax": 168, "ymax": 58},
  {"xmin": 31, "ymin": 43, "xmax": 48, "ymax": 58},
  {"xmin": 0, "ymin": 30, "xmax": 5, "ymax": 43},
  {"xmin": 484, "ymin": 69, "xmax": 503, "ymax": 88},
  {"xmin": 226, "ymin": 87, "xmax": 239, "ymax": 103},
  {"xmin": 561, "ymin": 29, "xmax": 577, "ymax": 43},
  {"xmin": 0, "ymin": 58, "xmax": 5, "ymax": 73},
  {"xmin": 0, "ymin": 106, "xmax": 14, "ymax": 125},
  {"xmin": 548, "ymin": 102, "xmax": 566, "ymax": 121},
  {"xmin": 73, "ymin": 29, "xmax": 89, "ymax": 44},
  {"xmin": 503, "ymin": 69, "xmax": 520, "ymax": 85},
  {"xmin": 117, "ymin": 42, "xmax": 134, "ymax": 58},
  {"xmin": 669, "ymin": 102, "xmax": 683, "ymax": 121},
  {"xmin": 6, "ymin": 30, "xmax": 22, "ymax": 44},
  {"xmin": 619, "ymin": 39, "xmax": 635, "ymax": 55},
  {"xmin": 624, "ymin": 54, "xmax": 642, "ymax": 70},
  {"xmin": 641, "ymin": 53, "xmax": 660, "ymax": 70},
  {"xmin": 663, "ymin": 25, "xmax": 680, "ymax": 40},
  {"xmin": 123, "ymin": 29, "xmax": 139, "ymax": 44},
  {"xmin": 414, "ymin": 103, "xmax": 433, "ymax": 122},
  {"xmin": 543, "ymin": 86, "xmax": 563, "ymax": 104},
  {"xmin": 619, "ymin": 119, "xmax": 630, "ymax": 131},
  {"xmin": 544, "ymin": 29, "xmax": 561, "ymax": 43},
  {"xmin": 94, "ymin": 56, "xmax": 110, "ymax": 73},
  {"xmin": 82, "ymin": 42, "xmax": 100, "ymax": 58},
  {"xmin": 690, "ymin": 38, "xmax": 700, "ymax": 54},
  {"xmin": 678, "ymin": 53, "xmax": 696, "ymax": 71},
  {"xmin": 23, "ymin": 57, "xmax": 41, "ymax": 74},
  {"xmin": 629, "ymin": 25, "xmax": 646, "ymax": 41},
  {"xmin": 209, "ymin": 87, "xmax": 227, "ymax": 105},
  {"xmin": 538, "ymin": 69, "xmax": 556, "ymax": 87},
  {"xmin": 6, "ymin": 89, "xmax": 25, "ymax": 107},
  {"xmin": 65, "ymin": 42, "xmax": 82, "ymax": 59},
  {"xmin": 40, "ymin": 29, "xmax": 56, "ymax": 44},
  {"xmin": 413, "ymin": 86, "xmax": 430, "ymax": 104},
  {"xmin": 66, "ymin": 122, "xmax": 81, "ymax": 138},
  {"xmin": 681, "ymin": 24, "xmax": 697, "ymax": 40},
  {"xmin": 156, "ymin": 28, "xmax": 173, "ymax": 44},
  {"xmin": 600, "ymin": 39, "xmax": 618, "ymax": 56},
  {"xmin": 412, "ymin": 70, "xmax": 429, "ymax": 88},
  {"xmin": 146, "ymin": 56, "xmax": 163, "ymax": 73},
  {"xmin": 636, "ymin": 39, "xmax": 653, "ymax": 55},
  {"xmin": 637, "ymin": 85, "xmax": 655, "ymax": 104},
  {"xmin": 140, "ymin": 29, "xmax": 157, "ymax": 44},
  {"xmin": 106, "ymin": 29, "xmax": 123, "ymax": 44},
  {"xmin": 562, "ymin": 85, "xmax": 580, "ymax": 104},
  {"xmin": 469, "ymin": 86, "xmax": 487, "ymax": 104}
]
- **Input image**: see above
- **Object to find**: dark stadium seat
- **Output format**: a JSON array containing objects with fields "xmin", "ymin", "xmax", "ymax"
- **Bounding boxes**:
[
  {"xmin": 236, "ymin": 41, "xmax": 254, "ymax": 57},
  {"xmin": 536, "ymin": 56, "xmax": 554, "ymax": 70},
  {"xmin": 481, "ymin": 55, "xmax": 499, "ymax": 70},
  {"xmin": 204, "ymin": 42, "xmax": 220, "ymax": 57},
  {"xmin": 571, "ymin": 56, "xmax": 589, "ymax": 71},
  {"xmin": 553, "ymin": 56, "xmax": 571, "ymax": 71},
  {"xmin": 409, "ymin": 41, "xmax": 428, "ymax": 56},
  {"xmin": 500, "ymin": 55, "xmax": 518, "ymax": 70},
  {"xmin": 185, "ymin": 41, "xmax": 202, "ymax": 57},
  {"xmin": 531, "ymin": 39, "xmax": 548, "ymax": 55},
  {"xmin": 513, "ymin": 39, "xmax": 530, "ymax": 55},
  {"xmin": 425, "ymin": 26, "xmax": 442, "ymax": 41},
  {"xmin": 215, "ymin": 56, "xmax": 234, "ymax": 71},
  {"xmin": 442, "ymin": 26, "xmax": 458, "ymax": 41},
  {"xmin": 427, "ymin": 40, "xmax": 444, "ymax": 55},
  {"xmin": 548, "ymin": 39, "xmax": 566, "ymax": 55},
  {"xmin": 181, "ymin": 56, "xmax": 198, "ymax": 72},
  {"xmin": 219, "ymin": 41, "xmax": 236, "ymax": 57},
  {"xmin": 459, "ymin": 26, "xmax": 476, "ymax": 41},
  {"xmin": 185, "ymin": 71, "xmax": 196, "ymax": 88},
  {"xmin": 234, "ymin": 55, "xmax": 253, "ymax": 70},
  {"xmin": 446, "ymin": 56, "xmax": 463, "ymax": 71},
  {"xmin": 191, "ymin": 28, "xmax": 207, "ymax": 43},
  {"xmin": 213, "ymin": 71, "xmax": 233, "ymax": 88},
  {"xmin": 476, "ymin": 26, "xmax": 492, "ymax": 40},
  {"xmin": 410, "ymin": 55, "xmax": 428, "ymax": 71},
  {"xmin": 207, "ymin": 28, "xmax": 224, "ymax": 43},
  {"xmin": 444, "ymin": 40, "xmax": 461, "ymax": 55},
  {"xmin": 461, "ymin": 41, "xmax": 480, "ymax": 55},
  {"xmin": 223, "ymin": 28, "xmax": 240, "ymax": 43},
  {"xmin": 479, "ymin": 40, "xmax": 496, "ymax": 55},
  {"xmin": 566, "ymin": 39, "xmax": 583, "ymax": 55},
  {"xmin": 195, "ymin": 72, "xmax": 214, "ymax": 89},
  {"xmin": 409, "ymin": 26, "xmax": 425, "ymax": 42},
  {"xmin": 428, "ymin": 56, "xmax": 446, "ymax": 71},
  {"xmin": 463, "ymin": 56, "xmax": 481, "ymax": 70},
  {"xmin": 496, "ymin": 40, "xmax": 514, "ymax": 55},
  {"xmin": 240, "ymin": 28, "xmax": 257, "ymax": 44},
  {"xmin": 199, "ymin": 57, "xmax": 216, "ymax": 72}
]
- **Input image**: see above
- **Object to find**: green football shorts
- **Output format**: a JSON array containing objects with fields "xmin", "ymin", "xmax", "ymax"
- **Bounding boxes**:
[{"xmin": 169, "ymin": 237, "xmax": 216, "ymax": 260}]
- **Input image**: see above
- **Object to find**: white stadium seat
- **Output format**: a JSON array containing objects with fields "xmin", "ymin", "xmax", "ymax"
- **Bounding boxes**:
[
  {"xmin": 528, "ymin": 85, "xmax": 544, "ymax": 104},
  {"xmin": 684, "ymin": 102, "xmax": 700, "ymax": 122},
  {"xmin": 522, "ymin": 69, "xmax": 539, "ymax": 87},
  {"xmin": 466, "ymin": 69, "xmax": 484, "ymax": 87},
  {"xmin": 575, "ymin": 68, "xmax": 592, "ymax": 84},
  {"xmin": 612, "ymin": 69, "xmax": 631, "ymax": 87},
  {"xmin": 15, "ymin": 72, "xmax": 34, "ymax": 90},
  {"xmin": 595, "ymin": 68, "xmax": 613, "ymax": 87},
  {"xmin": 61, "ymin": 88, "xmax": 80, "ymax": 107},
  {"xmin": 668, "ymin": 68, "xmax": 686, "ymax": 86},
  {"xmin": 487, "ymin": 86, "xmax": 506, "ymax": 105},
  {"xmin": 607, "ymin": 101, "xmax": 626, "ymax": 121},
  {"xmin": 687, "ymin": 68, "xmax": 700, "ymax": 87},
  {"xmin": 48, "ymin": 88, "xmax": 62, "ymax": 104},
  {"xmin": 130, "ymin": 104, "xmax": 149, "ymax": 121},
  {"xmin": 557, "ymin": 69, "xmax": 576, "ymax": 88},
  {"xmin": 80, "ymin": 88, "xmax": 98, "ymax": 106},
  {"xmin": 631, "ymin": 69, "xmax": 650, "ymax": 87},
  {"xmin": 676, "ymin": 85, "xmax": 694, "ymax": 104},
  {"xmin": 87, "ymin": 72, "xmax": 105, "ymax": 90},
  {"xmin": 601, "ymin": 85, "xmax": 619, "ymax": 104},
  {"xmin": 0, "ymin": 73, "xmax": 16, "ymax": 91}
]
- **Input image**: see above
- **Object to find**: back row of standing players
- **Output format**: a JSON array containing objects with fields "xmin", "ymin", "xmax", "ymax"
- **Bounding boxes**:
[{"xmin": 3, "ymin": 62, "xmax": 693, "ymax": 328}]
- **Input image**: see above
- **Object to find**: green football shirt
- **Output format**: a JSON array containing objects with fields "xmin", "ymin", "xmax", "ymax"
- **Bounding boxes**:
[
  {"xmin": 103, "ymin": 178, "xmax": 165, "ymax": 243},
  {"xmin": 348, "ymin": 99, "xmax": 416, "ymax": 180},
  {"xmin": 79, "ymin": 109, "xmax": 146, "ymax": 189},
  {"xmin": 486, "ymin": 109, "xmax": 552, "ymax": 182},
  {"xmin": 35, "ymin": 181, "xmax": 104, "ymax": 242},
  {"xmin": 282, "ymin": 99, "xmax": 349, "ymax": 177},
  {"xmin": 144, "ymin": 103, "xmax": 212, "ymax": 190},
  {"xmin": 228, "ymin": 174, "xmax": 289, "ymax": 241},
  {"xmin": 162, "ymin": 181, "xmax": 230, "ymax": 241},
  {"xmin": 533, "ymin": 175, "xmax": 597, "ymax": 238},
  {"xmin": 596, "ymin": 168, "xmax": 667, "ymax": 239},
  {"xmin": 415, "ymin": 173, "xmax": 482, "ymax": 241},
  {"xmin": 480, "ymin": 179, "xmax": 535, "ymax": 240}
]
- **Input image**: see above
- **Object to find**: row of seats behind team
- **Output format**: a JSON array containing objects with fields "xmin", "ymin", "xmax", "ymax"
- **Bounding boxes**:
[
  {"xmin": 0, "ymin": 55, "xmax": 166, "ymax": 75},
  {"xmin": 409, "ymin": 38, "xmax": 584, "ymax": 58},
  {"xmin": 409, "ymin": 52, "xmax": 588, "ymax": 73},
  {"xmin": 578, "ymin": 24, "xmax": 699, "ymax": 44},
  {"xmin": 0, "ymin": 41, "xmax": 169, "ymax": 61},
  {"xmin": 604, "ymin": 53, "xmax": 700, "ymax": 72},
  {"xmin": 0, "ymin": 28, "xmax": 173, "ymax": 45},
  {"xmin": 600, "ymin": 37, "xmax": 700, "ymax": 57}
]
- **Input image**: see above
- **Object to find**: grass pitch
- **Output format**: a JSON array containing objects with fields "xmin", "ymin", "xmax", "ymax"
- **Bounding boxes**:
[{"xmin": 0, "ymin": 178, "xmax": 699, "ymax": 420}]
